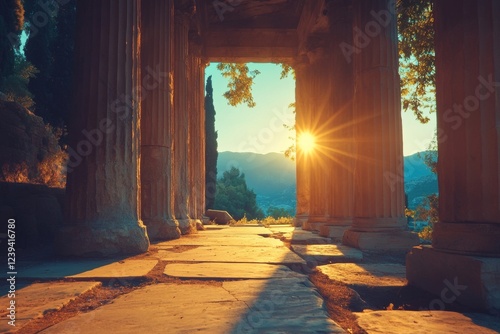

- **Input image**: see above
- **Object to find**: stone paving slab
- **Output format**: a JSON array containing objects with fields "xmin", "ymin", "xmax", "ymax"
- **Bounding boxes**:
[
  {"xmin": 202, "ymin": 225, "xmax": 272, "ymax": 236},
  {"xmin": 222, "ymin": 278, "xmax": 345, "ymax": 333},
  {"xmin": 155, "ymin": 234, "xmax": 283, "ymax": 247},
  {"xmin": 69, "ymin": 260, "xmax": 158, "ymax": 279},
  {"xmin": 317, "ymin": 263, "xmax": 407, "ymax": 287},
  {"xmin": 0, "ymin": 282, "xmax": 101, "ymax": 332},
  {"xmin": 354, "ymin": 310, "xmax": 500, "ymax": 334},
  {"xmin": 164, "ymin": 262, "xmax": 305, "ymax": 279},
  {"xmin": 268, "ymin": 225, "xmax": 296, "ymax": 234},
  {"xmin": 19, "ymin": 259, "xmax": 157, "ymax": 280},
  {"xmin": 291, "ymin": 244, "xmax": 363, "ymax": 263},
  {"xmin": 158, "ymin": 245, "xmax": 306, "ymax": 264},
  {"xmin": 280, "ymin": 229, "xmax": 333, "ymax": 244},
  {"xmin": 19, "ymin": 260, "xmax": 118, "ymax": 279},
  {"xmin": 42, "ymin": 281, "xmax": 345, "ymax": 334}
]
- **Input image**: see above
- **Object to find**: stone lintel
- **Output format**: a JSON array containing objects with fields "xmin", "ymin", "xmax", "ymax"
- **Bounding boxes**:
[
  {"xmin": 56, "ymin": 222, "xmax": 149, "ymax": 257},
  {"xmin": 342, "ymin": 229, "xmax": 419, "ymax": 251},
  {"xmin": 406, "ymin": 245, "xmax": 500, "ymax": 312}
]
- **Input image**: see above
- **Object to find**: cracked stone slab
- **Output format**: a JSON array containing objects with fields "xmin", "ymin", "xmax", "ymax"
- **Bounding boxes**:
[
  {"xmin": 155, "ymin": 234, "xmax": 283, "ymax": 247},
  {"xmin": 19, "ymin": 260, "xmax": 158, "ymax": 280},
  {"xmin": 158, "ymin": 245, "xmax": 306, "ymax": 264},
  {"xmin": 291, "ymin": 244, "xmax": 363, "ymax": 263},
  {"xmin": 223, "ymin": 278, "xmax": 345, "ymax": 333},
  {"xmin": 164, "ymin": 263, "xmax": 305, "ymax": 279},
  {"xmin": 354, "ymin": 310, "xmax": 500, "ymax": 334},
  {"xmin": 41, "ymin": 282, "xmax": 345, "ymax": 333},
  {"xmin": 0, "ymin": 281, "xmax": 101, "ymax": 332},
  {"xmin": 317, "ymin": 263, "xmax": 406, "ymax": 287}
]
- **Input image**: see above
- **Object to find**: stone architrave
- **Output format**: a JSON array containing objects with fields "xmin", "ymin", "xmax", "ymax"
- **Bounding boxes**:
[
  {"xmin": 342, "ymin": 0, "xmax": 419, "ymax": 250},
  {"xmin": 320, "ymin": 0, "xmax": 355, "ymax": 240},
  {"xmin": 57, "ymin": 0, "xmax": 149, "ymax": 256},
  {"xmin": 173, "ymin": 7, "xmax": 193, "ymax": 234},
  {"xmin": 140, "ymin": 0, "xmax": 181, "ymax": 241},
  {"xmin": 406, "ymin": 0, "xmax": 500, "ymax": 311}
]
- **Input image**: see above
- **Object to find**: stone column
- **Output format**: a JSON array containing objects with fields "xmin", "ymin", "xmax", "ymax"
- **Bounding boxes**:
[
  {"xmin": 319, "ymin": 0, "xmax": 355, "ymax": 240},
  {"xmin": 187, "ymin": 32, "xmax": 204, "ymax": 230},
  {"xmin": 57, "ymin": 0, "xmax": 149, "ymax": 256},
  {"xmin": 294, "ymin": 58, "xmax": 312, "ymax": 227},
  {"xmin": 303, "ymin": 46, "xmax": 332, "ymax": 231},
  {"xmin": 342, "ymin": 0, "xmax": 419, "ymax": 250},
  {"xmin": 407, "ymin": 0, "xmax": 500, "ymax": 311},
  {"xmin": 173, "ymin": 8, "xmax": 193, "ymax": 234},
  {"xmin": 140, "ymin": 0, "xmax": 180, "ymax": 240}
]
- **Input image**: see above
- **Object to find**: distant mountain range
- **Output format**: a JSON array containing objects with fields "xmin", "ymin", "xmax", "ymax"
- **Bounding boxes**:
[{"xmin": 217, "ymin": 151, "xmax": 438, "ymax": 213}]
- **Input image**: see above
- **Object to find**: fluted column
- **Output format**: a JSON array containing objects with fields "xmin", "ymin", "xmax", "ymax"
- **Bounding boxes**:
[
  {"xmin": 294, "ymin": 58, "xmax": 312, "ymax": 226},
  {"xmin": 173, "ymin": 8, "xmax": 192, "ymax": 234},
  {"xmin": 187, "ymin": 32, "xmax": 204, "ymax": 230},
  {"xmin": 342, "ymin": 0, "xmax": 418, "ymax": 250},
  {"xmin": 140, "ymin": 0, "xmax": 180, "ymax": 240},
  {"xmin": 304, "ymin": 48, "xmax": 332, "ymax": 231},
  {"xmin": 320, "ymin": 0, "xmax": 355, "ymax": 240},
  {"xmin": 58, "ymin": 0, "xmax": 149, "ymax": 256},
  {"xmin": 407, "ymin": 0, "xmax": 500, "ymax": 311}
]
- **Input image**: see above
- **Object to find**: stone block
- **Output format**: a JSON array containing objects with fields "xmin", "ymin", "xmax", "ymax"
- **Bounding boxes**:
[{"xmin": 406, "ymin": 246, "xmax": 500, "ymax": 311}]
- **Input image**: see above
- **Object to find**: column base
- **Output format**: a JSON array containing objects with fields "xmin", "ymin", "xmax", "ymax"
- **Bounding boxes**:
[
  {"xmin": 433, "ymin": 222, "xmax": 500, "ymax": 256},
  {"xmin": 56, "ymin": 221, "xmax": 150, "ymax": 257},
  {"xmin": 342, "ymin": 229, "xmax": 419, "ymax": 251},
  {"xmin": 303, "ymin": 215, "xmax": 328, "ymax": 231},
  {"xmin": 177, "ymin": 219, "xmax": 198, "ymax": 235},
  {"xmin": 295, "ymin": 214, "xmax": 309, "ymax": 227},
  {"xmin": 144, "ymin": 219, "xmax": 181, "ymax": 241},
  {"xmin": 407, "ymin": 246, "xmax": 500, "ymax": 311},
  {"xmin": 319, "ymin": 223, "xmax": 352, "ymax": 241}
]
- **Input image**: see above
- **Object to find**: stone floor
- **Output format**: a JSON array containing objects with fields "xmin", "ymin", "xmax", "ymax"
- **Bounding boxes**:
[{"xmin": 2, "ymin": 225, "xmax": 499, "ymax": 333}]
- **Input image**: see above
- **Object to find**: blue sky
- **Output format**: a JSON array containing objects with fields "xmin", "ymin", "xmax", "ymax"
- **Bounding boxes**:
[{"xmin": 205, "ymin": 63, "xmax": 436, "ymax": 157}]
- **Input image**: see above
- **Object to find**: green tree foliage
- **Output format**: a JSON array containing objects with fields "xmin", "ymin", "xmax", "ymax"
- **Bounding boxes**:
[
  {"xmin": 266, "ymin": 206, "xmax": 294, "ymax": 219},
  {"xmin": 214, "ymin": 167, "xmax": 264, "ymax": 220},
  {"xmin": 205, "ymin": 76, "xmax": 218, "ymax": 210},
  {"xmin": 413, "ymin": 135, "xmax": 438, "ymax": 241},
  {"xmin": 2, "ymin": 56, "xmax": 38, "ymax": 108},
  {"xmin": 216, "ymin": 63, "xmax": 260, "ymax": 108},
  {"xmin": 397, "ymin": 0, "xmax": 435, "ymax": 123}
]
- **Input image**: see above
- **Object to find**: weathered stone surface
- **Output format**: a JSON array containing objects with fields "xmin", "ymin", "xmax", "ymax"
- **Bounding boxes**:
[
  {"xmin": 343, "ymin": 229, "xmax": 419, "ymax": 251},
  {"xmin": 0, "ymin": 282, "xmax": 101, "ymax": 332},
  {"xmin": 291, "ymin": 244, "xmax": 363, "ymax": 263},
  {"xmin": 205, "ymin": 209, "xmax": 234, "ymax": 224},
  {"xmin": 318, "ymin": 263, "xmax": 406, "ymax": 287},
  {"xmin": 319, "ymin": 224, "xmax": 350, "ymax": 241},
  {"xmin": 407, "ymin": 246, "xmax": 500, "ymax": 311},
  {"xmin": 278, "ymin": 228, "xmax": 332, "ymax": 244},
  {"xmin": 202, "ymin": 225, "xmax": 272, "ymax": 237},
  {"xmin": 41, "ymin": 282, "xmax": 345, "ymax": 333},
  {"xmin": 164, "ymin": 263, "xmax": 304, "ymax": 279},
  {"xmin": 156, "ymin": 234, "xmax": 283, "ymax": 247},
  {"xmin": 354, "ymin": 310, "xmax": 500, "ymax": 334},
  {"xmin": 158, "ymin": 245, "xmax": 306, "ymax": 264},
  {"xmin": 69, "ymin": 260, "xmax": 158, "ymax": 279}
]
